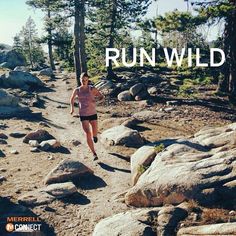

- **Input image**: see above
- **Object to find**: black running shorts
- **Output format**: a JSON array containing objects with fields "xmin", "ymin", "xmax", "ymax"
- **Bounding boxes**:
[{"xmin": 80, "ymin": 114, "xmax": 98, "ymax": 122}]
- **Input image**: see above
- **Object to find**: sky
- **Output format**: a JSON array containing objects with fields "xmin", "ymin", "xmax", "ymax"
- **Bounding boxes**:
[{"xmin": 0, "ymin": 0, "xmax": 221, "ymax": 46}]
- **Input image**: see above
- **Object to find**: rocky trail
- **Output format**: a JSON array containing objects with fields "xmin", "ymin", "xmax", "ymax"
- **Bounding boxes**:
[{"xmin": 0, "ymin": 73, "xmax": 131, "ymax": 236}]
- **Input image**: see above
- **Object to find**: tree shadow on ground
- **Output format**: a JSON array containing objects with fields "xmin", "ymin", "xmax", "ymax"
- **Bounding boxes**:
[
  {"xmin": 133, "ymin": 125, "xmax": 152, "ymax": 132},
  {"xmin": 40, "ymin": 95, "xmax": 70, "ymax": 106},
  {"xmin": 109, "ymin": 153, "xmax": 130, "ymax": 162},
  {"xmin": 98, "ymin": 162, "xmax": 131, "ymax": 173},
  {"xmin": 59, "ymin": 192, "xmax": 90, "ymax": 205},
  {"xmin": 149, "ymin": 138, "xmax": 211, "ymax": 152},
  {"xmin": 49, "ymin": 146, "xmax": 71, "ymax": 154},
  {"xmin": 0, "ymin": 197, "xmax": 55, "ymax": 236},
  {"xmin": 152, "ymin": 96, "xmax": 236, "ymax": 122},
  {"xmin": 73, "ymin": 174, "xmax": 107, "ymax": 190}
]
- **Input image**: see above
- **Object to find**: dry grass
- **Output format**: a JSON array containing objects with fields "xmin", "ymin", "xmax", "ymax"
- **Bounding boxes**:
[{"xmin": 201, "ymin": 208, "xmax": 233, "ymax": 224}]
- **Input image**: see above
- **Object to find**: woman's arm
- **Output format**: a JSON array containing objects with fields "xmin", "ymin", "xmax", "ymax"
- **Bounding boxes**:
[
  {"xmin": 92, "ymin": 87, "xmax": 104, "ymax": 101},
  {"xmin": 70, "ymin": 88, "xmax": 78, "ymax": 115}
]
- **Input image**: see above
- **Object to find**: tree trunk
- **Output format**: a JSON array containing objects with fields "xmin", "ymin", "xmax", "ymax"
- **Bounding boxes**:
[
  {"xmin": 228, "ymin": 0, "xmax": 236, "ymax": 101},
  {"xmin": 74, "ymin": 0, "xmax": 82, "ymax": 85},
  {"xmin": 219, "ymin": 0, "xmax": 236, "ymax": 102},
  {"xmin": 47, "ymin": 9, "xmax": 55, "ymax": 70},
  {"xmin": 107, "ymin": 0, "xmax": 117, "ymax": 80},
  {"xmin": 79, "ymin": 0, "xmax": 87, "ymax": 73},
  {"xmin": 74, "ymin": 0, "xmax": 87, "ymax": 85}
]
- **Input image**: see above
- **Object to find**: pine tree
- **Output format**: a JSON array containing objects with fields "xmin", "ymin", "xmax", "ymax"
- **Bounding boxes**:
[
  {"xmin": 18, "ymin": 17, "xmax": 45, "ymax": 67},
  {"xmin": 89, "ymin": 0, "xmax": 152, "ymax": 79},
  {"xmin": 192, "ymin": 0, "xmax": 236, "ymax": 101},
  {"xmin": 26, "ymin": 0, "xmax": 65, "ymax": 70}
]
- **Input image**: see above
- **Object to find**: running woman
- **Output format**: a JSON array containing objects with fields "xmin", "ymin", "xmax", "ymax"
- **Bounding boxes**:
[{"xmin": 70, "ymin": 72, "xmax": 104, "ymax": 160}]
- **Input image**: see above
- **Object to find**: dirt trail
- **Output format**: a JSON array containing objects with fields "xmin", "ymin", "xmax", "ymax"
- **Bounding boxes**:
[
  {"xmin": 37, "ymin": 76, "xmax": 132, "ymax": 236},
  {"xmin": 1, "ymin": 75, "xmax": 131, "ymax": 236}
]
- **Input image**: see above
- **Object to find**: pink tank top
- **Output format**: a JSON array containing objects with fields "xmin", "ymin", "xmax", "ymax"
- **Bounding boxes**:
[{"xmin": 76, "ymin": 85, "xmax": 96, "ymax": 116}]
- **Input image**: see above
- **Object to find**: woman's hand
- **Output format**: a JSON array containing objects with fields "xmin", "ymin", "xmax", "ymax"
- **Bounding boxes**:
[{"xmin": 70, "ymin": 107, "xmax": 74, "ymax": 115}]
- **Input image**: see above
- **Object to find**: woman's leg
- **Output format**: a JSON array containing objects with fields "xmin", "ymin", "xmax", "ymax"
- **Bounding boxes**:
[
  {"xmin": 81, "ymin": 120, "xmax": 96, "ymax": 154},
  {"xmin": 90, "ymin": 120, "xmax": 98, "ymax": 142}
]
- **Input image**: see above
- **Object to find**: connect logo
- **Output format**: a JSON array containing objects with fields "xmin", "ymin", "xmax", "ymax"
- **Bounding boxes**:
[
  {"xmin": 5, "ymin": 223, "xmax": 14, "ymax": 232},
  {"xmin": 5, "ymin": 216, "xmax": 42, "ymax": 233}
]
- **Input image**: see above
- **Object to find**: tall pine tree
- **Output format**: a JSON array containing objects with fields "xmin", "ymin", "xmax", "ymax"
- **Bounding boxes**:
[
  {"xmin": 192, "ymin": 0, "xmax": 236, "ymax": 101},
  {"xmin": 89, "ymin": 0, "xmax": 152, "ymax": 79}
]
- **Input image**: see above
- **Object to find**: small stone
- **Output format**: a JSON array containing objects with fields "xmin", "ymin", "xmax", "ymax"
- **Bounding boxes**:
[
  {"xmin": 15, "ymin": 189, "xmax": 22, "ymax": 194},
  {"xmin": 166, "ymin": 100, "xmax": 179, "ymax": 106},
  {"xmin": 148, "ymin": 87, "xmax": 158, "ymax": 95},
  {"xmin": 0, "ymin": 176, "xmax": 6, "ymax": 182},
  {"xmin": 10, "ymin": 150, "xmax": 19, "ymax": 154},
  {"xmin": 30, "ymin": 147, "xmax": 40, "ymax": 153},
  {"xmin": 29, "ymin": 140, "xmax": 40, "ymax": 147},
  {"xmin": 39, "ymin": 122, "xmax": 50, "ymax": 127},
  {"xmin": 44, "ymin": 206, "xmax": 56, "ymax": 212},
  {"xmin": 9, "ymin": 132, "xmax": 26, "ymax": 138},
  {"xmin": 0, "ymin": 123, "xmax": 8, "ymax": 130},
  {"xmin": 47, "ymin": 155, "xmax": 54, "ymax": 160},
  {"xmin": 0, "ymin": 149, "xmax": 6, "ymax": 157},
  {"xmin": 0, "ymin": 139, "xmax": 7, "ymax": 144},
  {"xmin": 164, "ymin": 107, "xmax": 175, "ymax": 112},
  {"xmin": 40, "ymin": 139, "xmax": 61, "ymax": 151},
  {"xmin": 0, "ymin": 133, "xmax": 8, "ymax": 139},
  {"xmin": 23, "ymin": 129, "xmax": 54, "ymax": 144},
  {"xmin": 229, "ymin": 210, "xmax": 236, "ymax": 216},
  {"xmin": 56, "ymin": 105, "xmax": 67, "ymax": 109},
  {"xmin": 71, "ymin": 140, "xmax": 81, "ymax": 147}
]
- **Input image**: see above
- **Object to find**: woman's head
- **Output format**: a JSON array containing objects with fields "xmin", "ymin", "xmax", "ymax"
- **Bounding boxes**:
[{"xmin": 80, "ymin": 72, "xmax": 89, "ymax": 86}]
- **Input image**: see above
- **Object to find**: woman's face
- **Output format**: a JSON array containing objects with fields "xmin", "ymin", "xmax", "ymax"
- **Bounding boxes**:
[{"xmin": 81, "ymin": 76, "xmax": 89, "ymax": 85}]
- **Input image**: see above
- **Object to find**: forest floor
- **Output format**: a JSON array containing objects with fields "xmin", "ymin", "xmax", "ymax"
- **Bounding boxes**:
[{"xmin": 1, "ymin": 70, "xmax": 236, "ymax": 236}]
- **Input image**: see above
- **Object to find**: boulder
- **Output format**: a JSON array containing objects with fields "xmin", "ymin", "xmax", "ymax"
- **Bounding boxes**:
[
  {"xmin": 125, "ymin": 123, "xmax": 236, "ymax": 207},
  {"xmin": 133, "ymin": 110, "xmax": 165, "ymax": 122},
  {"xmin": 177, "ymin": 222, "xmax": 236, "ymax": 235},
  {"xmin": 101, "ymin": 125, "xmax": 144, "ymax": 147},
  {"xmin": 93, "ymin": 208, "xmax": 159, "ymax": 236},
  {"xmin": 0, "ymin": 47, "xmax": 26, "ymax": 69},
  {"xmin": 131, "ymin": 145, "xmax": 157, "ymax": 185},
  {"xmin": 157, "ymin": 205, "xmax": 188, "ymax": 235},
  {"xmin": 18, "ymin": 182, "xmax": 77, "ymax": 206},
  {"xmin": 39, "ymin": 68, "xmax": 53, "ymax": 77},
  {"xmin": 23, "ymin": 129, "xmax": 55, "ymax": 144},
  {"xmin": 44, "ymin": 159, "xmax": 94, "ymax": 185},
  {"xmin": 118, "ymin": 90, "xmax": 132, "ymax": 101},
  {"xmin": 0, "ymin": 106, "xmax": 31, "ymax": 119},
  {"xmin": 129, "ymin": 83, "xmax": 145, "ymax": 97},
  {"xmin": 0, "ymin": 89, "xmax": 19, "ymax": 106},
  {"xmin": 0, "ymin": 71, "xmax": 44, "ymax": 90}
]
